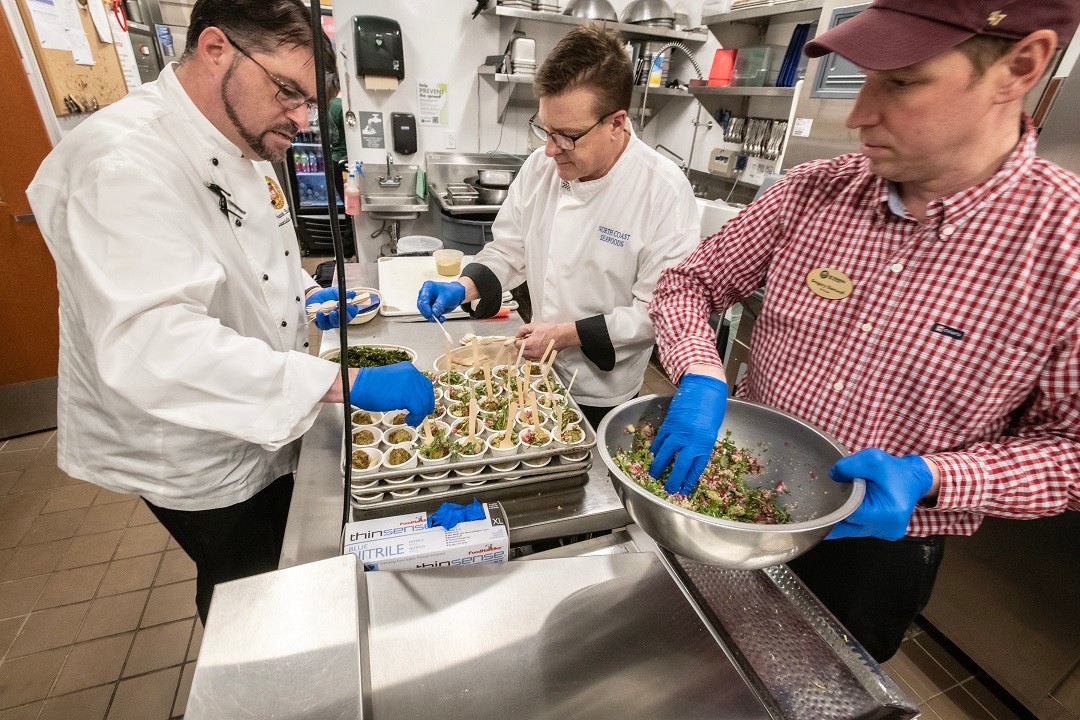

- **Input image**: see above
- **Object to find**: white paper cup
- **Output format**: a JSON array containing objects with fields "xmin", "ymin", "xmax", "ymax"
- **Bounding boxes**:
[
  {"xmin": 382, "ymin": 425, "xmax": 417, "ymax": 448},
  {"xmin": 344, "ymin": 447, "xmax": 383, "ymax": 476},
  {"xmin": 521, "ymin": 454, "xmax": 552, "ymax": 468},
  {"xmin": 553, "ymin": 423, "xmax": 586, "ymax": 449},
  {"xmin": 531, "ymin": 378, "xmax": 566, "ymax": 396},
  {"xmin": 350, "ymin": 425, "xmax": 383, "ymax": 449},
  {"xmin": 352, "ymin": 491, "xmax": 385, "ymax": 504},
  {"xmin": 437, "ymin": 371, "xmax": 467, "ymax": 390},
  {"xmin": 381, "ymin": 410, "xmax": 410, "ymax": 429},
  {"xmin": 486, "ymin": 434, "xmax": 520, "ymax": 458},
  {"xmin": 491, "ymin": 460, "xmax": 520, "ymax": 472},
  {"xmin": 381, "ymin": 444, "xmax": 418, "ymax": 475},
  {"xmin": 462, "ymin": 478, "xmax": 487, "ymax": 486},
  {"xmin": 351, "ymin": 408, "xmax": 384, "ymax": 426},
  {"xmin": 515, "ymin": 408, "xmax": 550, "ymax": 431},
  {"xmin": 389, "ymin": 487, "xmax": 420, "ymax": 498},
  {"xmin": 519, "ymin": 427, "xmax": 553, "ymax": 454},
  {"xmin": 350, "ymin": 475, "xmax": 380, "ymax": 490}
]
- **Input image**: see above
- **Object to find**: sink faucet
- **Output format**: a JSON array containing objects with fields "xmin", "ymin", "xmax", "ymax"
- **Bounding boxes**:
[{"xmin": 379, "ymin": 153, "xmax": 401, "ymax": 188}]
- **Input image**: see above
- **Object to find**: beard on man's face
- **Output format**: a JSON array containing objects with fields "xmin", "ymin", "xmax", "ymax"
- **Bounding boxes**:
[{"xmin": 221, "ymin": 62, "xmax": 298, "ymax": 162}]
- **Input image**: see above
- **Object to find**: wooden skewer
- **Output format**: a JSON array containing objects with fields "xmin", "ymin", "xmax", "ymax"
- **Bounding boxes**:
[
  {"xmin": 529, "ymin": 392, "xmax": 540, "ymax": 435},
  {"xmin": 523, "ymin": 360, "xmax": 533, "ymax": 383},
  {"xmin": 542, "ymin": 349, "xmax": 558, "ymax": 379},
  {"xmin": 536, "ymin": 339, "xmax": 556, "ymax": 370},
  {"xmin": 467, "ymin": 394, "xmax": 478, "ymax": 441},
  {"xmin": 554, "ymin": 402, "xmax": 565, "ymax": 442},
  {"xmin": 514, "ymin": 339, "xmax": 526, "ymax": 368},
  {"xmin": 517, "ymin": 370, "xmax": 526, "ymax": 409},
  {"xmin": 565, "ymin": 368, "xmax": 579, "ymax": 395},
  {"xmin": 471, "ymin": 337, "xmax": 479, "ymax": 369},
  {"xmin": 500, "ymin": 401, "xmax": 518, "ymax": 449},
  {"xmin": 490, "ymin": 341, "xmax": 510, "ymax": 370},
  {"xmin": 483, "ymin": 365, "xmax": 494, "ymax": 398},
  {"xmin": 422, "ymin": 418, "xmax": 433, "ymax": 444}
]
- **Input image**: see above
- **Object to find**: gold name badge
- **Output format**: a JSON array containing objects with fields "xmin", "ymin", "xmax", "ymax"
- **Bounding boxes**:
[{"xmin": 806, "ymin": 267, "xmax": 854, "ymax": 299}]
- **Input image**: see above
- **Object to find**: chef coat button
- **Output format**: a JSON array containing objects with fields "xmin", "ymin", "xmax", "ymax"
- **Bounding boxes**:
[
  {"xmin": 211, "ymin": 157, "xmax": 219, "ymax": 166},
  {"xmin": 890, "ymin": 262, "xmax": 903, "ymax": 273},
  {"xmin": 285, "ymin": 250, "xmax": 290, "ymax": 256},
  {"xmin": 281, "ymin": 320, "xmax": 287, "ymax": 327},
  {"xmin": 940, "ymin": 224, "xmax": 955, "ymax": 238},
  {"xmin": 262, "ymin": 274, "xmax": 269, "ymax": 281},
  {"xmin": 235, "ymin": 219, "xmax": 242, "ymax": 227},
  {"xmin": 861, "ymin": 322, "xmax": 873, "ymax": 332},
  {"xmin": 303, "ymin": 342, "xmax": 309, "ymax": 348},
  {"xmin": 295, "ymin": 295, "xmax": 301, "ymax": 302},
  {"xmin": 833, "ymin": 381, "xmax": 844, "ymax": 392}
]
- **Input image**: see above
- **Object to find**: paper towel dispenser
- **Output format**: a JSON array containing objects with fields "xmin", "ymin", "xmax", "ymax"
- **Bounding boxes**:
[{"xmin": 353, "ymin": 15, "xmax": 404, "ymax": 82}]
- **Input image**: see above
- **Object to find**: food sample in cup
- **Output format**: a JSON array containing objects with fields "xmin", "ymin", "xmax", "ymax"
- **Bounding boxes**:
[
  {"xmin": 385, "ymin": 427, "xmax": 415, "ymax": 446},
  {"xmin": 385, "ymin": 446, "xmax": 415, "ymax": 467},
  {"xmin": 383, "ymin": 411, "xmax": 408, "ymax": 427},
  {"xmin": 434, "ymin": 249, "xmax": 464, "ymax": 277}
]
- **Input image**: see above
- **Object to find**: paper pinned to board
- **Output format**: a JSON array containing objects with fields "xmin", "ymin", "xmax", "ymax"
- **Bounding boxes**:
[
  {"xmin": 65, "ymin": 26, "xmax": 95, "ymax": 64},
  {"xmin": 364, "ymin": 76, "xmax": 399, "ymax": 91},
  {"xmin": 26, "ymin": 0, "xmax": 68, "ymax": 51},
  {"xmin": 86, "ymin": 0, "xmax": 112, "ymax": 42},
  {"xmin": 108, "ymin": 7, "xmax": 140, "ymax": 87}
]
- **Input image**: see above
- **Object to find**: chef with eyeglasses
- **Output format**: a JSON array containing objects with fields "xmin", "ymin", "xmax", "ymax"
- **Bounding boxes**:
[{"xmin": 417, "ymin": 24, "xmax": 700, "ymax": 429}]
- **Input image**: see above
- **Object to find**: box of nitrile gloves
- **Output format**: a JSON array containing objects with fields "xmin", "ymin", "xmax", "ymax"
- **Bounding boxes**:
[{"xmin": 343, "ymin": 502, "xmax": 509, "ymax": 571}]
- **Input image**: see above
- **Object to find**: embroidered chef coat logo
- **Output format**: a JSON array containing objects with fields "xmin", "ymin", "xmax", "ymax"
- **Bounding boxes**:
[
  {"xmin": 986, "ymin": 11, "xmax": 1006, "ymax": 26},
  {"xmin": 265, "ymin": 176, "xmax": 286, "ymax": 210},
  {"xmin": 598, "ymin": 225, "xmax": 630, "ymax": 248},
  {"xmin": 806, "ymin": 267, "xmax": 853, "ymax": 299}
]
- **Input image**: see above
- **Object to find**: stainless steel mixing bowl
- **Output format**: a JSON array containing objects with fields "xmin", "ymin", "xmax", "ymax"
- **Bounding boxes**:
[
  {"xmin": 562, "ymin": 0, "xmax": 618, "ymax": 21},
  {"xmin": 597, "ymin": 395, "xmax": 865, "ymax": 570}
]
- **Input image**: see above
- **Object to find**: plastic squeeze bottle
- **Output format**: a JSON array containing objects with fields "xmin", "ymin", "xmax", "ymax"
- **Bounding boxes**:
[{"xmin": 344, "ymin": 167, "xmax": 361, "ymax": 216}]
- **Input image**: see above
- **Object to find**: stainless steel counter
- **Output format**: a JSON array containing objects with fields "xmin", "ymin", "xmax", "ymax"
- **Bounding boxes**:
[{"xmin": 279, "ymin": 262, "xmax": 630, "ymax": 568}]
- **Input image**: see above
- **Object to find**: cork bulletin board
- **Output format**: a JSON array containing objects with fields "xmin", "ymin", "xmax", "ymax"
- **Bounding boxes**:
[{"xmin": 15, "ymin": 0, "xmax": 127, "ymax": 116}]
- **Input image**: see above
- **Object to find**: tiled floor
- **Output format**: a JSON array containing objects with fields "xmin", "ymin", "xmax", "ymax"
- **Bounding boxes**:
[{"xmin": 0, "ymin": 432, "xmax": 200, "ymax": 720}]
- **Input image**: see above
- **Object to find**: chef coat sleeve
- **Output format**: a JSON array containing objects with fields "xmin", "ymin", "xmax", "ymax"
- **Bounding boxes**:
[
  {"xmin": 920, "ymin": 318, "xmax": 1080, "ymax": 524},
  {"xmin": 47, "ymin": 158, "xmax": 339, "ymax": 449},
  {"xmin": 460, "ymin": 177, "xmax": 528, "ymax": 319}
]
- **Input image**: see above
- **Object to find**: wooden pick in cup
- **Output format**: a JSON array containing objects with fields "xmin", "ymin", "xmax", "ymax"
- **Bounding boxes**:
[
  {"xmin": 491, "ymin": 341, "xmax": 511, "ymax": 370},
  {"xmin": 537, "ymin": 339, "xmax": 555, "ymax": 370},
  {"xmin": 555, "ymin": 403, "xmax": 565, "ymax": 442},
  {"xmin": 483, "ymin": 365, "xmax": 494, "ymax": 398},
  {"xmin": 529, "ymin": 392, "xmax": 540, "ymax": 435},
  {"xmin": 514, "ymin": 339, "xmax": 526, "ymax": 368},
  {"xmin": 422, "ymin": 418, "xmax": 433, "ymax": 444},
  {"xmin": 471, "ymin": 337, "xmax": 479, "ymax": 369},
  {"xmin": 467, "ymin": 394, "xmax": 478, "ymax": 440},
  {"xmin": 500, "ymin": 401, "xmax": 518, "ymax": 449}
]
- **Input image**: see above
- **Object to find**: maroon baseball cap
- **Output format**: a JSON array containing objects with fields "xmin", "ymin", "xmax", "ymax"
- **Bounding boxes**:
[{"xmin": 804, "ymin": 0, "xmax": 1080, "ymax": 71}]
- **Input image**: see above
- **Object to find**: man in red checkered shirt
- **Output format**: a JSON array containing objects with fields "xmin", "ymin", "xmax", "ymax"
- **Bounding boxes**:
[{"xmin": 648, "ymin": 0, "xmax": 1080, "ymax": 661}]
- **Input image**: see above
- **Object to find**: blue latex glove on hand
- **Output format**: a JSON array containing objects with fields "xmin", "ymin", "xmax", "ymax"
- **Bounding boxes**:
[
  {"xmin": 307, "ymin": 287, "xmax": 359, "ymax": 331},
  {"xmin": 649, "ymin": 374, "xmax": 729, "ymax": 496},
  {"xmin": 427, "ymin": 499, "xmax": 486, "ymax": 530},
  {"xmin": 825, "ymin": 449, "xmax": 934, "ymax": 541},
  {"xmin": 349, "ymin": 362, "xmax": 435, "ymax": 426},
  {"xmin": 417, "ymin": 281, "xmax": 466, "ymax": 323}
]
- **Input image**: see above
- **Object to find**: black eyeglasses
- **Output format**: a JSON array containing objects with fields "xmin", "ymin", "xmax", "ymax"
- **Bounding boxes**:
[
  {"xmin": 529, "ymin": 111, "xmax": 617, "ymax": 151},
  {"xmin": 222, "ymin": 31, "xmax": 315, "ymax": 112}
]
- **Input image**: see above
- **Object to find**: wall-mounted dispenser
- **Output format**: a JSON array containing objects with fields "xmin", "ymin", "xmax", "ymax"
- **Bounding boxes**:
[
  {"xmin": 391, "ymin": 113, "xmax": 417, "ymax": 155},
  {"xmin": 353, "ymin": 15, "xmax": 404, "ymax": 91}
]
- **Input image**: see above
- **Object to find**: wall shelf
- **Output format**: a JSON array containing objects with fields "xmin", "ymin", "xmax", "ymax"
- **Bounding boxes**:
[
  {"xmin": 482, "ymin": 4, "xmax": 709, "ymax": 43},
  {"xmin": 703, "ymin": 0, "xmax": 824, "ymax": 24},
  {"xmin": 480, "ymin": 66, "xmax": 693, "ymax": 127}
]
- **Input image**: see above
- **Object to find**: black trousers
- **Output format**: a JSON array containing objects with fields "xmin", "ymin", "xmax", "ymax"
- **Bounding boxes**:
[
  {"xmin": 144, "ymin": 474, "xmax": 294, "ymax": 625},
  {"xmin": 787, "ymin": 535, "xmax": 945, "ymax": 662}
]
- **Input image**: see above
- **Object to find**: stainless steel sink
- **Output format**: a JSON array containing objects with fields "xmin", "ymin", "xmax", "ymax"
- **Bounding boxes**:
[{"xmin": 361, "ymin": 194, "xmax": 429, "ymax": 218}]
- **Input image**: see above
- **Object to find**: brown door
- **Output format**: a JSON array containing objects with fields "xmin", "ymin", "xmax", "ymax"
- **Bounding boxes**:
[{"xmin": 0, "ymin": 13, "xmax": 59, "ymax": 438}]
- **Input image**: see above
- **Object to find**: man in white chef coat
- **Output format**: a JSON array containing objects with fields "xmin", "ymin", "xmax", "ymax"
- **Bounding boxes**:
[
  {"xmin": 416, "ymin": 24, "xmax": 700, "ymax": 428},
  {"xmin": 28, "ymin": 0, "xmax": 433, "ymax": 623}
]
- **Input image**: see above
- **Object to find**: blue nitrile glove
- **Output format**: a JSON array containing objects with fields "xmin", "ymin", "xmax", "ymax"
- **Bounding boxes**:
[
  {"xmin": 649, "ymin": 374, "xmax": 728, "ymax": 496},
  {"xmin": 349, "ymin": 362, "xmax": 435, "ymax": 425},
  {"xmin": 825, "ymin": 449, "xmax": 934, "ymax": 541},
  {"xmin": 417, "ymin": 281, "xmax": 466, "ymax": 323},
  {"xmin": 427, "ymin": 499, "xmax": 486, "ymax": 530},
  {"xmin": 307, "ymin": 287, "xmax": 359, "ymax": 330}
]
